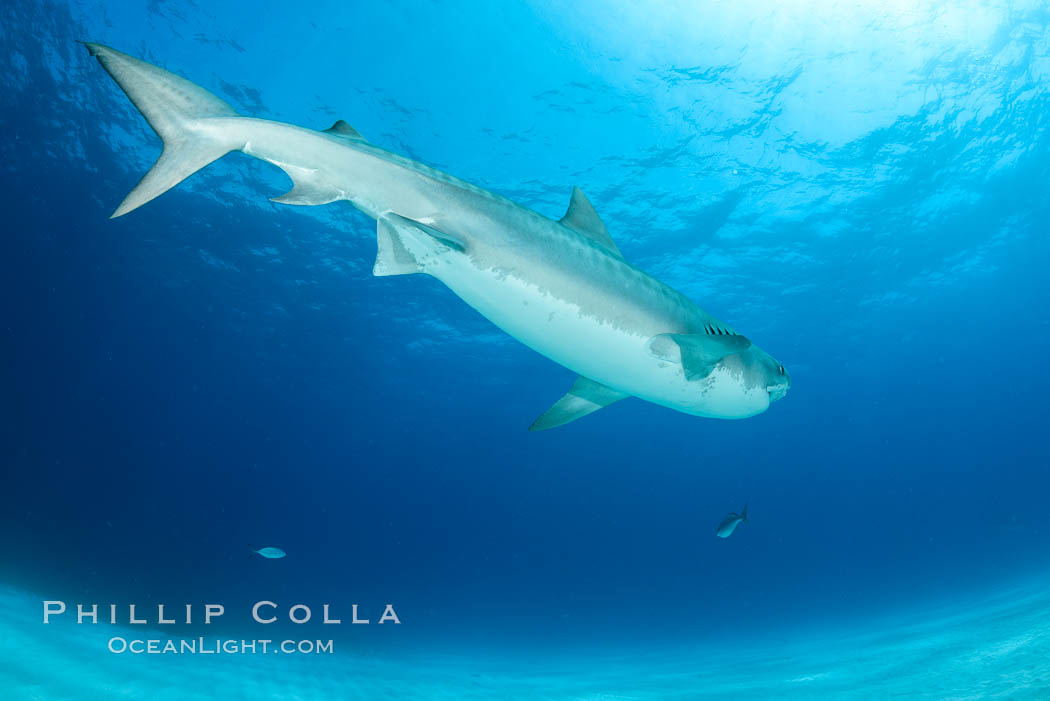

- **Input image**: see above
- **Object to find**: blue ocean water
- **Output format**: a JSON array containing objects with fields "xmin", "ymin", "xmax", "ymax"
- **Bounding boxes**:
[{"xmin": 2, "ymin": 0, "xmax": 1049, "ymax": 697}]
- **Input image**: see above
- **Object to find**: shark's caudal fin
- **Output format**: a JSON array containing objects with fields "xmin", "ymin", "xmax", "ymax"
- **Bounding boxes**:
[
  {"xmin": 83, "ymin": 42, "xmax": 240, "ymax": 218},
  {"xmin": 741, "ymin": 504, "xmax": 748, "ymax": 522}
]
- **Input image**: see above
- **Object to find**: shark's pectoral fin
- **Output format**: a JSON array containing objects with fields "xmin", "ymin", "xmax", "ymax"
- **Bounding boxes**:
[
  {"xmin": 647, "ymin": 332, "xmax": 751, "ymax": 381},
  {"xmin": 529, "ymin": 376, "xmax": 630, "ymax": 431},
  {"xmin": 323, "ymin": 120, "xmax": 367, "ymax": 142},
  {"xmin": 373, "ymin": 213, "xmax": 466, "ymax": 277},
  {"xmin": 560, "ymin": 186, "xmax": 623, "ymax": 259}
]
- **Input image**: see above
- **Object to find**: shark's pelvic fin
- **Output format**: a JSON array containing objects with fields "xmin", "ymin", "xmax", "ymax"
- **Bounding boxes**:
[
  {"xmin": 387, "ymin": 213, "xmax": 466, "ymax": 251},
  {"xmin": 83, "ymin": 42, "xmax": 240, "ymax": 218},
  {"xmin": 529, "ymin": 376, "xmax": 629, "ymax": 431},
  {"xmin": 559, "ymin": 186, "xmax": 623, "ymax": 258},
  {"xmin": 375, "ymin": 216, "xmax": 424, "ymax": 276},
  {"xmin": 647, "ymin": 332, "xmax": 751, "ymax": 381},
  {"xmin": 374, "ymin": 213, "xmax": 465, "ymax": 277},
  {"xmin": 323, "ymin": 120, "xmax": 367, "ymax": 142}
]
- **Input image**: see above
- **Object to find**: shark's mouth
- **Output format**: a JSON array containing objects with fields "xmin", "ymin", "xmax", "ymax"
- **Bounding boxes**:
[{"xmin": 768, "ymin": 384, "xmax": 790, "ymax": 402}]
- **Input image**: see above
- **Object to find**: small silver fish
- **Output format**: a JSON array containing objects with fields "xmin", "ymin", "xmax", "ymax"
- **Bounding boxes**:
[
  {"xmin": 250, "ymin": 545, "xmax": 286, "ymax": 559},
  {"xmin": 715, "ymin": 504, "xmax": 748, "ymax": 538}
]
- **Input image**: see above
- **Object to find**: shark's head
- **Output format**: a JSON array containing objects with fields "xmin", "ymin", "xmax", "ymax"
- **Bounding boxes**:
[
  {"xmin": 752, "ymin": 345, "xmax": 791, "ymax": 404},
  {"xmin": 690, "ymin": 345, "xmax": 791, "ymax": 419}
]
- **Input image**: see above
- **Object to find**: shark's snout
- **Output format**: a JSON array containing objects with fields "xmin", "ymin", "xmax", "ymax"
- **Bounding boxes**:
[
  {"xmin": 767, "ymin": 366, "xmax": 791, "ymax": 402},
  {"xmin": 768, "ymin": 382, "xmax": 789, "ymax": 402},
  {"xmin": 701, "ymin": 347, "xmax": 790, "ymax": 416}
]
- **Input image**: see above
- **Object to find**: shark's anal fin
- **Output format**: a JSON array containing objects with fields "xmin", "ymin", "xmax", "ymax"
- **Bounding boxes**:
[
  {"xmin": 529, "ymin": 376, "xmax": 629, "ymax": 431},
  {"xmin": 559, "ymin": 186, "xmax": 623, "ymax": 258},
  {"xmin": 647, "ymin": 332, "xmax": 751, "ymax": 381},
  {"xmin": 323, "ymin": 120, "xmax": 367, "ymax": 142},
  {"xmin": 373, "ymin": 213, "xmax": 466, "ymax": 277},
  {"xmin": 269, "ymin": 162, "xmax": 344, "ymax": 206}
]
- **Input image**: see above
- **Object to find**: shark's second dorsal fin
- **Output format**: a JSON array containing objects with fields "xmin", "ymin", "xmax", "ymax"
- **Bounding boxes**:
[
  {"xmin": 323, "ymin": 120, "xmax": 367, "ymax": 142},
  {"xmin": 560, "ymin": 186, "xmax": 622, "ymax": 258}
]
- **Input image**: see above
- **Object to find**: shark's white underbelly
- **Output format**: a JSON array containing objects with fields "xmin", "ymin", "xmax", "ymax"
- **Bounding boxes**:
[
  {"xmin": 431, "ymin": 253, "xmax": 654, "ymax": 392},
  {"xmin": 423, "ymin": 249, "xmax": 768, "ymax": 418}
]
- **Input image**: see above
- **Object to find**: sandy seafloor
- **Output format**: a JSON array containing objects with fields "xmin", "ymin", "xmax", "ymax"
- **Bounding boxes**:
[{"xmin": 3, "ymin": 580, "xmax": 1048, "ymax": 699}]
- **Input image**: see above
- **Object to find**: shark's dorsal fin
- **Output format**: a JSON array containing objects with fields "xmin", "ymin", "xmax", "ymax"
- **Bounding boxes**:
[
  {"xmin": 323, "ymin": 120, "xmax": 367, "ymax": 142},
  {"xmin": 647, "ymin": 332, "xmax": 751, "ymax": 381},
  {"xmin": 560, "ymin": 186, "xmax": 622, "ymax": 258},
  {"xmin": 529, "ymin": 376, "xmax": 629, "ymax": 431}
]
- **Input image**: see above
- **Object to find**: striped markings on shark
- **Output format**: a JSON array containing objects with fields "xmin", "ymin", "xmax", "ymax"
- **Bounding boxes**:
[{"xmin": 84, "ymin": 43, "xmax": 791, "ymax": 430}]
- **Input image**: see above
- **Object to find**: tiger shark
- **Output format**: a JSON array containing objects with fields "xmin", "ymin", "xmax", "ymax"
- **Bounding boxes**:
[{"xmin": 85, "ymin": 43, "xmax": 790, "ymax": 430}]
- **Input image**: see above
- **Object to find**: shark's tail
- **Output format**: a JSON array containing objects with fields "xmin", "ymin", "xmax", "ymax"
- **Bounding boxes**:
[
  {"xmin": 83, "ymin": 42, "xmax": 240, "ymax": 218},
  {"xmin": 741, "ymin": 503, "xmax": 748, "ymax": 522}
]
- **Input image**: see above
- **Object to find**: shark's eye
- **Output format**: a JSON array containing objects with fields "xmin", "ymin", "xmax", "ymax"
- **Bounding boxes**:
[{"xmin": 778, "ymin": 365, "xmax": 785, "ymax": 375}]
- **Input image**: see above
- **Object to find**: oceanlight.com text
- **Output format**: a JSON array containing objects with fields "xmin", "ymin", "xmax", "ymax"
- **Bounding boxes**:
[{"xmin": 107, "ymin": 637, "xmax": 334, "ymax": 655}]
